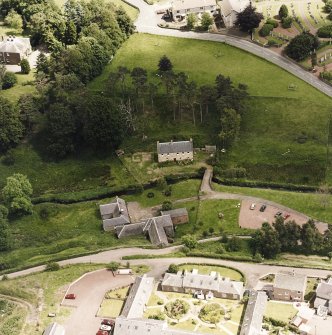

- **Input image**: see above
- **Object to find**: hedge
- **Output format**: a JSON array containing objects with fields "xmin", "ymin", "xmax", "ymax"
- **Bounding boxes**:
[
  {"xmin": 212, "ymin": 175, "xmax": 318, "ymax": 193},
  {"xmin": 266, "ymin": 18, "xmax": 278, "ymax": 28},
  {"xmin": 186, "ymin": 251, "xmax": 257, "ymax": 263},
  {"xmin": 317, "ymin": 25, "xmax": 332, "ymax": 38},
  {"xmin": 281, "ymin": 16, "xmax": 292, "ymax": 28}
]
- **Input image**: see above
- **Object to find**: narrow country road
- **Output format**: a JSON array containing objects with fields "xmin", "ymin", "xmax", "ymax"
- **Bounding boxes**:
[{"xmin": 125, "ymin": 0, "xmax": 332, "ymax": 98}]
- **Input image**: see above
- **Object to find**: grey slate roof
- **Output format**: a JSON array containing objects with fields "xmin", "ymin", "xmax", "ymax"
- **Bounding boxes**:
[
  {"xmin": 274, "ymin": 272, "xmax": 307, "ymax": 292},
  {"xmin": 43, "ymin": 322, "xmax": 65, "ymax": 335},
  {"xmin": 161, "ymin": 208, "xmax": 188, "ymax": 217},
  {"xmin": 143, "ymin": 215, "xmax": 173, "ymax": 246},
  {"xmin": 121, "ymin": 275, "xmax": 154, "ymax": 319},
  {"xmin": 162, "ymin": 271, "xmax": 244, "ymax": 297},
  {"xmin": 114, "ymin": 317, "xmax": 207, "ymax": 335},
  {"xmin": 157, "ymin": 140, "xmax": 193, "ymax": 155},
  {"xmin": 116, "ymin": 222, "xmax": 145, "ymax": 238},
  {"xmin": 0, "ymin": 36, "xmax": 31, "ymax": 55},
  {"xmin": 240, "ymin": 290, "xmax": 267, "ymax": 335},
  {"xmin": 100, "ymin": 197, "xmax": 130, "ymax": 230},
  {"xmin": 316, "ymin": 282, "xmax": 332, "ymax": 300}
]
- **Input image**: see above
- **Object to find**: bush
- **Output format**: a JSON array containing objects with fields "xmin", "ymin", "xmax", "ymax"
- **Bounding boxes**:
[
  {"xmin": 161, "ymin": 201, "xmax": 173, "ymax": 211},
  {"xmin": 147, "ymin": 192, "xmax": 155, "ymax": 198},
  {"xmin": 45, "ymin": 262, "xmax": 61, "ymax": 271},
  {"xmin": 266, "ymin": 18, "xmax": 278, "ymax": 28},
  {"xmin": 20, "ymin": 59, "xmax": 30, "ymax": 74},
  {"xmin": 182, "ymin": 235, "xmax": 198, "ymax": 249},
  {"xmin": 317, "ymin": 25, "xmax": 332, "ymax": 37},
  {"xmin": 259, "ymin": 24, "xmax": 274, "ymax": 37},
  {"xmin": 0, "ymin": 205, "xmax": 9, "ymax": 219},
  {"xmin": 165, "ymin": 299, "xmax": 189, "ymax": 319},
  {"xmin": 167, "ymin": 263, "xmax": 179, "ymax": 273},
  {"xmin": 2, "ymin": 72, "xmax": 17, "ymax": 89},
  {"xmin": 199, "ymin": 303, "xmax": 225, "ymax": 324},
  {"xmin": 220, "ymin": 167, "xmax": 247, "ymax": 178},
  {"xmin": 148, "ymin": 311, "xmax": 165, "ymax": 320},
  {"xmin": 281, "ymin": 16, "xmax": 292, "ymax": 28},
  {"xmin": 164, "ymin": 186, "xmax": 172, "ymax": 197}
]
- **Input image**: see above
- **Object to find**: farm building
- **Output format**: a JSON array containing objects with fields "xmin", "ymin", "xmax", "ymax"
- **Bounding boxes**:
[
  {"xmin": 0, "ymin": 36, "xmax": 31, "ymax": 65},
  {"xmin": 161, "ymin": 269, "xmax": 244, "ymax": 299},
  {"xmin": 100, "ymin": 196, "xmax": 131, "ymax": 231},
  {"xmin": 157, "ymin": 139, "xmax": 193, "ymax": 163},
  {"xmin": 161, "ymin": 208, "xmax": 189, "ymax": 225}
]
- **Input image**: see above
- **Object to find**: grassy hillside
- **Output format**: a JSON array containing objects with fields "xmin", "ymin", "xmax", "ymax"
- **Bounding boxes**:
[{"xmin": 89, "ymin": 33, "xmax": 332, "ymax": 185}]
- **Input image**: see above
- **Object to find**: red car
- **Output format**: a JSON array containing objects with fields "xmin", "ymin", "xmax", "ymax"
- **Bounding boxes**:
[
  {"xmin": 65, "ymin": 293, "xmax": 76, "ymax": 300},
  {"xmin": 101, "ymin": 319, "xmax": 115, "ymax": 327},
  {"xmin": 283, "ymin": 213, "xmax": 290, "ymax": 220},
  {"xmin": 96, "ymin": 331, "xmax": 108, "ymax": 335}
]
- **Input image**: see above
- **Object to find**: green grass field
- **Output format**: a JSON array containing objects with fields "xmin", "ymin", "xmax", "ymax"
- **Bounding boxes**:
[
  {"xmin": 265, "ymin": 301, "xmax": 297, "ymax": 323},
  {"xmin": 212, "ymin": 183, "xmax": 332, "ymax": 223},
  {"xmin": 89, "ymin": 33, "xmax": 332, "ymax": 186},
  {"xmin": 0, "ymin": 299, "xmax": 27, "ymax": 335},
  {"xmin": 0, "ymin": 180, "xmax": 200, "ymax": 272}
]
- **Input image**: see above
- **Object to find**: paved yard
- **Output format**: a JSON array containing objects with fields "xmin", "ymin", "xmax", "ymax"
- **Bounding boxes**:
[
  {"xmin": 307, "ymin": 314, "xmax": 332, "ymax": 335},
  {"xmin": 127, "ymin": 201, "xmax": 159, "ymax": 222},
  {"xmin": 239, "ymin": 200, "xmax": 313, "ymax": 230},
  {"xmin": 62, "ymin": 269, "xmax": 134, "ymax": 335}
]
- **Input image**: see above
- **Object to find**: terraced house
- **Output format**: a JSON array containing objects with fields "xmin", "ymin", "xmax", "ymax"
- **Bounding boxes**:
[{"xmin": 157, "ymin": 139, "xmax": 193, "ymax": 163}]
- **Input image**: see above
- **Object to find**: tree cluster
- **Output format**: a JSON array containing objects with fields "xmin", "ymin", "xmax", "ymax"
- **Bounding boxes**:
[
  {"xmin": 251, "ymin": 217, "xmax": 332, "ymax": 259},
  {"xmin": 235, "ymin": 4, "xmax": 264, "ymax": 33},
  {"xmin": 285, "ymin": 32, "xmax": 320, "ymax": 61}
]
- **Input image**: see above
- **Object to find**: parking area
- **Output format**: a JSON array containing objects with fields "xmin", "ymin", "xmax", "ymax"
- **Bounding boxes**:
[
  {"xmin": 307, "ymin": 314, "xmax": 332, "ymax": 335},
  {"xmin": 62, "ymin": 269, "xmax": 134, "ymax": 335},
  {"xmin": 239, "ymin": 200, "xmax": 308, "ymax": 230}
]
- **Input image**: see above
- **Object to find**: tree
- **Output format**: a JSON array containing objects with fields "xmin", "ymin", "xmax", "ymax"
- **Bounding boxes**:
[
  {"xmin": 281, "ymin": 16, "xmax": 292, "ymax": 29},
  {"xmin": 107, "ymin": 261, "xmax": 120, "ymax": 276},
  {"xmin": 64, "ymin": 20, "xmax": 77, "ymax": 45},
  {"xmin": 301, "ymin": 220, "xmax": 323, "ymax": 254},
  {"xmin": 2, "ymin": 173, "xmax": 33, "ymax": 216},
  {"xmin": 218, "ymin": 107, "xmax": 241, "ymax": 147},
  {"xmin": 0, "ymin": 97, "xmax": 23, "ymax": 152},
  {"xmin": 167, "ymin": 263, "xmax": 179, "ymax": 273},
  {"xmin": 158, "ymin": 55, "xmax": 173, "ymax": 72},
  {"xmin": 285, "ymin": 32, "xmax": 320, "ymax": 61},
  {"xmin": 181, "ymin": 234, "xmax": 198, "ymax": 249},
  {"xmin": 186, "ymin": 13, "xmax": 198, "ymax": 30},
  {"xmin": 311, "ymin": 52, "xmax": 318, "ymax": 68},
  {"xmin": 45, "ymin": 262, "xmax": 61, "ymax": 271},
  {"xmin": 201, "ymin": 12, "xmax": 214, "ymax": 31},
  {"xmin": 18, "ymin": 94, "xmax": 40, "ymax": 133},
  {"xmin": 20, "ymin": 59, "xmax": 31, "ymax": 74},
  {"xmin": 161, "ymin": 201, "xmax": 173, "ymax": 211},
  {"xmin": 46, "ymin": 103, "xmax": 77, "ymax": 158},
  {"xmin": 0, "ymin": 205, "xmax": 9, "ymax": 220},
  {"xmin": 279, "ymin": 4, "xmax": 289, "ymax": 19},
  {"xmin": 116, "ymin": 7, "xmax": 135, "ymax": 37},
  {"xmin": 235, "ymin": 5, "xmax": 264, "ymax": 33},
  {"xmin": 0, "ymin": 218, "xmax": 11, "ymax": 251},
  {"xmin": 226, "ymin": 235, "xmax": 241, "ymax": 251},
  {"xmin": 2, "ymin": 72, "xmax": 17, "ymax": 89},
  {"xmin": 36, "ymin": 52, "xmax": 50, "ymax": 75},
  {"xmin": 252, "ymin": 222, "xmax": 281, "ymax": 259},
  {"xmin": 4, "ymin": 9, "xmax": 23, "ymax": 31}
]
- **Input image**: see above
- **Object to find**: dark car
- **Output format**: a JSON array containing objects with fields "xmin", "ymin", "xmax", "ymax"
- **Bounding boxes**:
[
  {"xmin": 259, "ymin": 204, "xmax": 266, "ymax": 212},
  {"xmin": 102, "ymin": 319, "xmax": 115, "ymax": 327},
  {"xmin": 96, "ymin": 331, "xmax": 108, "ymax": 335},
  {"xmin": 274, "ymin": 211, "xmax": 282, "ymax": 218},
  {"xmin": 65, "ymin": 293, "xmax": 76, "ymax": 300}
]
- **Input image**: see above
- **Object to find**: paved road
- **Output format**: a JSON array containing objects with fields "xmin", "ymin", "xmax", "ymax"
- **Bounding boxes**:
[{"xmin": 126, "ymin": 0, "xmax": 332, "ymax": 98}]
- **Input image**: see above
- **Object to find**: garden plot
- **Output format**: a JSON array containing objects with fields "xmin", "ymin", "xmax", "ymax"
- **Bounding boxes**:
[
  {"xmin": 98, "ymin": 286, "xmax": 130, "ymax": 318},
  {"xmin": 144, "ymin": 286, "xmax": 244, "ymax": 335}
]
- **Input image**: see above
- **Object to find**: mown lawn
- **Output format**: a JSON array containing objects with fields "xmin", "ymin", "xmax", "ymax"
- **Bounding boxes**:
[
  {"xmin": 212, "ymin": 183, "xmax": 332, "ymax": 224},
  {"xmin": 264, "ymin": 301, "xmax": 297, "ymax": 323},
  {"xmin": 177, "ymin": 264, "xmax": 243, "ymax": 281}
]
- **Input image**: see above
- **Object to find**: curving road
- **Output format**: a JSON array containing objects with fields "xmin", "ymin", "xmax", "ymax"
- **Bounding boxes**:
[{"xmin": 125, "ymin": 0, "xmax": 332, "ymax": 98}]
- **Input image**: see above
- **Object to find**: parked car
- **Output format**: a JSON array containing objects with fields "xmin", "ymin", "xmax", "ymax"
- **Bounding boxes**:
[
  {"xmin": 100, "ymin": 325, "xmax": 112, "ymax": 332},
  {"xmin": 48, "ymin": 312, "xmax": 56, "ymax": 317},
  {"xmin": 259, "ymin": 204, "xmax": 266, "ymax": 212},
  {"xmin": 96, "ymin": 331, "xmax": 108, "ymax": 335},
  {"xmin": 283, "ymin": 213, "xmax": 290, "ymax": 220},
  {"xmin": 65, "ymin": 293, "xmax": 76, "ymax": 300},
  {"xmin": 250, "ymin": 203, "xmax": 256, "ymax": 210},
  {"xmin": 101, "ymin": 319, "xmax": 115, "ymax": 327},
  {"xmin": 274, "ymin": 211, "xmax": 282, "ymax": 218}
]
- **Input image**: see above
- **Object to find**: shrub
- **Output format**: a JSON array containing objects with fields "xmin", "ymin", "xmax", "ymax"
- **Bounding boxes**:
[
  {"xmin": 259, "ymin": 23, "xmax": 274, "ymax": 37},
  {"xmin": 45, "ymin": 262, "xmax": 61, "ymax": 271},
  {"xmin": 161, "ymin": 201, "xmax": 173, "ymax": 211},
  {"xmin": 221, "ymin": 233, "xmax": 228, "ymax": 243},
  {"xmin": 165, "ymin": 299, "xmax": 189, "ymax": 319},
  {"xmin": 2, "ymin": 72, "xmax": 17, "ymax": 89},
  {"xmin": 0, "ymin": 205, "xmax": 9, "ymax": 219},
  {"xmin": 1, "ymin": 274, "xmax": 9, "ymax": 281},
  {"xmin": 317, "ymin": 25, "xmax": 332, "ymax": 38},
  {"xmin": 167, "ymin": 263, "xmax": 179, "ymax": 273},
  {"xmin": 279, "ymin": 4, "xmax": 289, "ymax": 19},
  {"xmin": 209, "ymin": 227, "xmax": 215, "ymax": 234},
  {"xmin": 164, "ymin": 186, "xmax": 172, "ymax": 196},
  {"xmin": 147, "ymin": 192, "xmax": 155, "ymax": 198},
  {"xmin": 199, "ymin": 303, "xmax": 225, "ymax": 324},
  {"xmin": 226, "ymin": 236, "xmax": 242, "ymax": 252},
  {"xmin": 148, "ymin": 312, "xmax": 165, "ymax": 320},
  {"xmin": 20, "ymin": 59, "xmax": 30, "ymax": 74},
  {"xmin": 281, "ymin": 16, "xmax": 292, "ymax": 28},
  {"xmin": 182, "ymin": 235, "xmax": 198, "ymax": 249},
  {"xmin": 253, "ymin": 253, "xmax": 263, "ymax": 262},
  {"xmin": 266, "ymin": 18, "xmax": 278, "ymax": 28},
  {"xmin": 221, "ymin": 167, "xmax": 247, "ymax": 178}
]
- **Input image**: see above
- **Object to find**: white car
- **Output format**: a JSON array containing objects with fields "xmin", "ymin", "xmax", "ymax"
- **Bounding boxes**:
[
  {"xmin": 250, "ymin": 203, "xmax": 256, "ymax": 210},
  {"xmin": 100, "ymin": 325, "xmax": 112, "ymax": 332}
]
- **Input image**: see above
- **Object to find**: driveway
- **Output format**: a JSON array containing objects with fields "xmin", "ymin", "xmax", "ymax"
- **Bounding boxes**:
[
  {"xmin": 62, "ymin": 269, "xmax": 134, "ymax": 335},
  {"xmin": 125, "ymin": 0, "xmax": 332, "ymax": 98}
]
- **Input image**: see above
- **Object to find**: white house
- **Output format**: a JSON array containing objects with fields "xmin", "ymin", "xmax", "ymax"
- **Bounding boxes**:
[
  {"xmin": 219, "ymin": 0, "xmax": 250, "ymax": 27},
  {"xmin": 157, "ymin": 139, "xmax": 193, "ymax": 163}
]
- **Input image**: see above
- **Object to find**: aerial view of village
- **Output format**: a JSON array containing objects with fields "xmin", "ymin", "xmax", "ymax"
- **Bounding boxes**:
[{"xmin": 0, "ymin": 0, "xmax": 332, "ymax": 334}]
